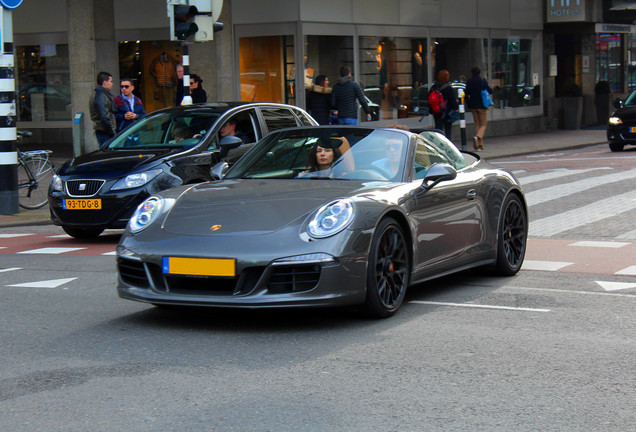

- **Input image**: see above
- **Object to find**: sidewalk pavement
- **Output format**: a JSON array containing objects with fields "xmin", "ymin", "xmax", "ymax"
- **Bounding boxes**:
[{"xmin": 0, "ymin": 127, "xmax": 608, "ymax": 228}]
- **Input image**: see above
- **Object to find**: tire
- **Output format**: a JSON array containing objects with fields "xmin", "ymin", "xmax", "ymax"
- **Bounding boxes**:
[
  {"xmin": 62, "ymin": 226, "xmax": 104, "ymax": 239},
  {"xmin": 362, "ymin": 217, "xmax": 410, "ymax": 318},
  {"xmin": 495, "ymin": 193, "xmax": 527, "ymax": 276},
  {"xmin": 609, "ymin": 142, "xmax": 624, "ymax": 152},
  {"xmin": 17, "ymin": 157, "xmax": 55, "ymax": 209}
]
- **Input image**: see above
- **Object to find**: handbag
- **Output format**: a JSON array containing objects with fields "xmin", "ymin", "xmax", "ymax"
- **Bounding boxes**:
[{"xmin": 481, "ymin": 79, "xmax": 493, "ymax": 108}]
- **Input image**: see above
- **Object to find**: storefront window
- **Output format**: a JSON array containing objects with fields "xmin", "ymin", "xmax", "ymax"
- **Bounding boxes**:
[
  {"xmin": 596, "ymin": 33, "xmax": 625, "ymax": 92},
  {"xmin": 239, "ymin": 35, "xmax": 294, "ymax": 104},
  {"xmin": 359, "ymin": 36, "xmax": 427, "ymax": 121},
  {"xmin": 491, "ymin": 38, "xmax": 539, "ymax": 108},
  {"xmin": 16, "ymin": 44, "xmax": 71, "ymax": 121}
]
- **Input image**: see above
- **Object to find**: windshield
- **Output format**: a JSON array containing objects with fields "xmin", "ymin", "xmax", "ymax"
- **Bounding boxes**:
[
  {"xmin": 105, "ymin": 110, "xmax": 221, "ymax": 150},
  {"xmin": 625, "ymin": 91, "xmax": 636, "ymax": 106},
  {"xmin": 225, "ymin": 127, "xmax": 409, "ymax": 181}
]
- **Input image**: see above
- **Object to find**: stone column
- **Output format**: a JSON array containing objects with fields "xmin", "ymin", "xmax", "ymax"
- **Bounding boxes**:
[{"xmin": 67, "ymin": 0, "xmax": 117, "ymax": 154}]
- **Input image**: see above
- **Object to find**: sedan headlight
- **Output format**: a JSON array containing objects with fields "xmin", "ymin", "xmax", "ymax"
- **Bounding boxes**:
[
  {"xmin": 608, "ymin": 116, "xmax": 623, "ymax": 125},
  {"xmin": 307, "ymin": 199, "xmax": 355, "ymax": 238},
  {"xmin": 112, "ymin": 169, "xmax": 162, "ymax": 190},
  {"xmin": 129, "ymin": 196, "xmax": 163, "ymax": 233},
  {"xmin": 50, "ymin": 174, "xmax": 63, "ymax": 192}
]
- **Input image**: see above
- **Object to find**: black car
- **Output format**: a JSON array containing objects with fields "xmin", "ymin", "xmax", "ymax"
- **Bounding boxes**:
[
  {"xmin": 607, "ymin": 91, "xmax": 636, "ymax": 151},
  {"xmin": 49, "ymin": 102, "xmax": 318, "ymax": 238}
]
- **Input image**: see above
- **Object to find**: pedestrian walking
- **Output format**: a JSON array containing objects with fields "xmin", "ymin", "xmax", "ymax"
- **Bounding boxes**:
[
  {"xmin": 89, "ymin": 71, "xmax": 117, "ymax": 147},
  {"xmin": 114, "ymin": 78, "xmax": 146, "ymax": 132},
  {"xmin": 465, "ymin": 66, "xmax": 493, "ymax": 151},
  {"xmin": 306, "ymin": 74, "xmax": 333, "ymax": 125},
  {"xmin": 430, "ymin": 69, "xmax": 458, "ymax": 140},
  {"xmin": 331, "ymin": 66, "xmax": 371, "ymax": 125},
  {"xmin": 189, "ymin": 74, "xmax": 207, "ymax": 103}
]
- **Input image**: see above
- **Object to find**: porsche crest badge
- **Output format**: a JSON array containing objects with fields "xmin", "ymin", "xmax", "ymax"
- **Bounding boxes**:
[{"xmin": 210, "ymin": 225, "xmax": 222, "ymax": 231}]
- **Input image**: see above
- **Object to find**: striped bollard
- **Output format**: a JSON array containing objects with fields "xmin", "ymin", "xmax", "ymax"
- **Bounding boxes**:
[
  {"xmin": 0, "ymin": 36, "xmax": 17, "ymax": 214},
  {"xmin": 459, "ymin": 92, "xmax": 467, "ymax": 151},
  {"xmin": 181, "ymin": 44, "xmax": 192, "ymax": 105}
]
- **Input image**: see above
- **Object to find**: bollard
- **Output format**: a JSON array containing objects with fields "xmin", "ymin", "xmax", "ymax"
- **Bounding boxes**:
[
  {"xmin": 459, "ymin": 91, "xmax": 467, "ymax": 151},
  {"xmin": 73, "ymin": 112, "xmax": 84, "ymax": 156}
]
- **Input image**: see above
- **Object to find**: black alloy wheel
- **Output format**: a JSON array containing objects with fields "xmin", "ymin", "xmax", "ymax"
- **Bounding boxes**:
[
  {"xmin": 496, "ymin": 193, "xmax": 527, "ymax": 276},
  {"xmin": 363, "ymin": 217, "xmax": 410, "ymax": 318}
]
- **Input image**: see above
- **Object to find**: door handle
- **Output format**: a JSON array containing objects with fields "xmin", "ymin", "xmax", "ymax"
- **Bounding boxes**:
[{"xmin": 466, "ymin": 189, "xmax": 477, "ymax": 201}]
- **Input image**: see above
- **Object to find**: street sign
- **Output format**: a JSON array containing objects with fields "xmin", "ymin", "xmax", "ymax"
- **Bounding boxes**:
[{"xmin": 0, "ymin": 0, "xmax": 23, "ymax": 9}]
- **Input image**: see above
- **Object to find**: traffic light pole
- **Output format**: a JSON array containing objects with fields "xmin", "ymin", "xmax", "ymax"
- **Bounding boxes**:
[{"xmin": 0, "ymin": 5, "xmax": 18, "ymax": 215}]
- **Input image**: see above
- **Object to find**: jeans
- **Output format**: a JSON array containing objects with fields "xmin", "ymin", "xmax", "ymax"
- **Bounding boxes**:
[
  {"xmin": 95, "ymin": 132, "xmax": 113, "ymax": 147},
  {"xmin": 337, "ymin": 117, "xmax": 358, "ymax": 125}
]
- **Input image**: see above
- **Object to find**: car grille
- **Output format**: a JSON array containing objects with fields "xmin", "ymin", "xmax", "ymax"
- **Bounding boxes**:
[
  {"xmin": 118, "ymin": 259, "xmax": 321, "ymax": 296},
  {"xmin": 267, "ymin": 264, "xmax": 321, "ymax": 293},
  {"xmin": 65, "ymin": 179, "xmax": 105, "ymax": 197}
]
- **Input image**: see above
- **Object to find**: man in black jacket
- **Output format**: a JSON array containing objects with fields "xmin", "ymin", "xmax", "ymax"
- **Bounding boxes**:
[
  {"xmin": 331, "ymin": 66, "xmax": 371, "ymax": 125},
  {"xmin": 89, "ymin": 71, "xmax": 117, "ymax": 147}
]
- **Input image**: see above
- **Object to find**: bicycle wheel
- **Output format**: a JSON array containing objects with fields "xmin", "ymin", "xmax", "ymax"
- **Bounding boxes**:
[{"xmin": 18, "ymin": 156, "xmax": 55, "ymax": 209}]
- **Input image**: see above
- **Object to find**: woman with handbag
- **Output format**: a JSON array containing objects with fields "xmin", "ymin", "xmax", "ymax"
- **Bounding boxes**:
[{"xmin": 466, "ymin": 66, "xmax": 493, "ymax": 151}]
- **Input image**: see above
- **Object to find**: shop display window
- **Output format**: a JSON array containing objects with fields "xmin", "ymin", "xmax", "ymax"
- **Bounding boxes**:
[
  {"xmin": 16, "ymin": 44, "xmax": 71, "ymax": 121},
  {"xmin": 596, "ymin": 34, "xmax": 624, "ymax": 92},
  {"xmin": 490, "ymin": 38, "xmax": 539, "ymax": 108}
]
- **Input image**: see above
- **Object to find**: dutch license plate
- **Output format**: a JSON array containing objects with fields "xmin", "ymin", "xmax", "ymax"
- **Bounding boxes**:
[
  {"xmin": 162, "ymin": 257, "xmax": 236, "ymax": 277},
  {"xmin": 63, "ymin": 198, "xmax": 102, "ymax": 210},
  {"xmin": 631, "ymin": 127, "xmax": 636, "ymax": 133}
]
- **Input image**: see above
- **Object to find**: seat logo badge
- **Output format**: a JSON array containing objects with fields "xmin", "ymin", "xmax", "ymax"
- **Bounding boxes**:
[
  {"xmin": 211, "ymin": 225, "xmax": 222, "ymax": 231},
  {"xmin": 79, "ymin": 183, "xmax": 86, "ymax": 191}
]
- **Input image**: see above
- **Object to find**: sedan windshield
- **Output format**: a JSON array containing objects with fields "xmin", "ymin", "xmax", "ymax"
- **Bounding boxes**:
[
  {"xmin": 225, "ymin": 127, "xmax": 410, "ymax": 181},
  {"xmin": 105, "ymin": 110, "xmax": 221, "ymax": 150}
]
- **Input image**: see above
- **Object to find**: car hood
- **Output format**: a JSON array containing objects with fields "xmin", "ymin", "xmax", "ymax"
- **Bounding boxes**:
[
  {"xmin": 57, "ymin": 149, "xmax": 179, "ymax": 177},
  {"xmin": 614, "ymin": 106, "xmax": 636, "ymax": 120},
  {"xmin": 162, "ymin": 179, "xmax": 370, "ymax": 236}
]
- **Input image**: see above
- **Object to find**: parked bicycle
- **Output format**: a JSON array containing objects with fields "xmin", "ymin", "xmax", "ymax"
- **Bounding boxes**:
[{"xmin": 17, "ymin": 131, "xmax": 55, "ymax": 209}]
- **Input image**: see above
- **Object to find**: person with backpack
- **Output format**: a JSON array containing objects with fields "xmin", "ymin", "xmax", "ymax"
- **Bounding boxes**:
[
  {"xmin": 429, "ymin": 69, "xmax": 458, "ymax": 140},
  {"xmin": 465, "ymin": 66, "xmax": 493, "ymax": 151}
]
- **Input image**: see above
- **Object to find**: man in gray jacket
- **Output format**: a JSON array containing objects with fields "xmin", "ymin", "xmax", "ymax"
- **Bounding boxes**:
[
  {"xmin": 331, "ymin": 66, "xmax": 371, "ymax": 125},
  {"xmin": 89, "ymin": 71, "xmax": 117, "ymax": 146}
]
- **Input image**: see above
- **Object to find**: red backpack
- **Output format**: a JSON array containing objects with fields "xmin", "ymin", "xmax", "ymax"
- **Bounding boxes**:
[{"xmin": 428, "ymin": 86, "xmax": 447, "ymax": 115}]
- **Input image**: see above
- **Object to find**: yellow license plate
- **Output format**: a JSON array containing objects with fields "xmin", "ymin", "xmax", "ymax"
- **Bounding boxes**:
[
  {"xmin": 162, "ymin": 257, "xmax": 236, "ymax": 277},
  {"xmin": 631, "ymin": 127, "xmax": 636, "ymax": 133},
  {"xmin": 63, "ymin": 198, "xmax": 102, "ymax": 210}
]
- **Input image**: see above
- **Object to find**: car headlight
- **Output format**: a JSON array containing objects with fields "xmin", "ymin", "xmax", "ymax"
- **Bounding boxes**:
[
  {"xmin": 609, "ymin": 116, "xmax": 623, "ymax": 125},
  {"xmin": 50, "ymin": 174, "xmax": 63, "ymax": 192},
  {"xmin": 307, "ymin": 199, "xmax": 355, "ymax": 238},
  {"xmin": 129, "ymin": 196, "xmax": 163, "ymax": 233},
  {"xmin": 112, "ymin": 169, "xmax": 162, "ymax": 190}
]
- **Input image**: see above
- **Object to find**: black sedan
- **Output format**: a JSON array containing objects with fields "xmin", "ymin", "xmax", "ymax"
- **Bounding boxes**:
[
  {"xmin": 49, "ymin": 102, "xmax": 317, "ymax": 238},
  {"xmin": 608, "ymin": 91, "xmax": 636, "ymax": 151},
  {"xmin": 117, "ymin": 126, "xmax": 528, "ymax": 318}
]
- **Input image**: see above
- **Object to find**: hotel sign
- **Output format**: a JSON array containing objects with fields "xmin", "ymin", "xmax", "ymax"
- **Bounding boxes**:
[{"xmin": 547, "ymin": 0, "xmax": 586, "ymax": 23}]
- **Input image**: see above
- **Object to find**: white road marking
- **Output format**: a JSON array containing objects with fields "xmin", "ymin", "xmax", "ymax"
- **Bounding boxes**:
[
  {"xmin": 615, "ymin": 266, "xmax": 636, "ymax": 276},
  {"xmin": 101, "ymin": 251, "xmax": 117, "ymax": 256},
  {"xmin": 501, "ymin": 285, "xmax": 636, "ymax": 299},
  {"xmin": 569, "ymin": 241, "xmax": 630, "ymax": 248},
  {"xmin": 0, "ymin": 246, "xmax": 6, "ymax": 249},
  {"xmin": 524, "ymin": 168, "xmax": 636, "ymax": 206},
  {"xmin": 17, "ymin": 247, "xmax": 86, "ymax": 254},
  {"xmin": 596, "ymin": 281, "xmax": 636, "ymax": 292},
  {"xmin": 6, "ymin": 277, "xmax": 77, "ymax": 289},
  {"xmin": 522, "ymin": 260, "xmax": 574, "ymax": 271},
  {"xmin": 0, "ymin": 233, "xmax": 35, "ymax": 238},
  {"xmin": 530, "ymin": 189, "xmax": 636, "ymax": 237},
  {"xmin": 0, "ymin": 267, "xmax": 21, "ymax": 273},
  {"xmin": 46, "ymin": 234, "xmax": 72, "ymax": 238},
  {"xmin": 518, "ymin": 167, "xmax": 611, "ymax": 185},
  {"xmin": 616, "ymin": 228, "xmax": 636, "ymax": 240},
  {"xmin": 410, "ymin": 301, "xmax": 550, "ymax": 312}
]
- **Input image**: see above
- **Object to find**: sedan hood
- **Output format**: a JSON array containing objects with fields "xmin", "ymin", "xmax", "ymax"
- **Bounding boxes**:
[
  {"xmin": 614, "ymin": 106, "xmax": 636, "ymax": 121},
  {"xmin": 58, "ymin": 149, "xmax": 179, "ymax": 177},
  {"xmin": 162, "ymin": 179, "xmax": 367, "ymax": 236}
]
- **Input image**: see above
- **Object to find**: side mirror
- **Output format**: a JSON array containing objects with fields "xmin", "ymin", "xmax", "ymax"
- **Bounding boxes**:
[
  {"xmin": 422, "ymin": 163, "xmax": 457, "ymax": 189},
  {"xmin": 613, "ymin": 98, "xmax": 623, "ymax": 109},
  {"xmin": 210, "ymin": 162, "xmax": 229, "ymax": 180}
]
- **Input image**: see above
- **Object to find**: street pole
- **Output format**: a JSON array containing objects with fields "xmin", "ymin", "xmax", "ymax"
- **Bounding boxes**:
[
  {"xmin": 459, "ymin": 91, "xmax": 467, "ymax": 151},
  {"xmin": 0, "ymin": 4, "xmax": 18, "ymax": 214}
]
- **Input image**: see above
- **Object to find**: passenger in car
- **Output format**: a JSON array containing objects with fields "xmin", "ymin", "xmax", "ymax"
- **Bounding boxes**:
[{"xmin": 371, "ymin": 137, "xmax": 403, "ymax": 178}]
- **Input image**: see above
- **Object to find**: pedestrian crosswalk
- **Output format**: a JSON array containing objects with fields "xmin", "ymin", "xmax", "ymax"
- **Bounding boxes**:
[{"xmin": 0, "ymin": 232, "xmax": 118, "ymax": 256}]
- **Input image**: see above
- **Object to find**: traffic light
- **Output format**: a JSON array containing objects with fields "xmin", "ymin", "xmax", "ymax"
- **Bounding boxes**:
[{"xmin": 173, "ymin": 5, "xmax": 199, "ymax": 40}]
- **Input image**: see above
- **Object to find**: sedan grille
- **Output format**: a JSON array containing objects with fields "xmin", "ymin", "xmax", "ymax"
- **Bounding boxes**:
[
  {"xmin": 65, "ymin": 179, "xmax": 105, "ymax": 197},
  {"xmin": 267, "ymin": 264, "xmax": 321, "ymax": 293}
]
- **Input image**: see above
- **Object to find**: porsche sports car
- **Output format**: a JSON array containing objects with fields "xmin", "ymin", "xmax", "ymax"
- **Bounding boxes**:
[
  {"xmin": 48, "ymin": 102, "xmax": 317, "ymax": 238},
  {"xmin": 117, "ymin": 126, "xmax": 528, "ymax": 318}
]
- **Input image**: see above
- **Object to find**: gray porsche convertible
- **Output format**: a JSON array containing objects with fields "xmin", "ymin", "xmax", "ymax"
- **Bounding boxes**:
[{"xmin": 117, "ymin": 126, "xmax": 528, "ymax": 318}]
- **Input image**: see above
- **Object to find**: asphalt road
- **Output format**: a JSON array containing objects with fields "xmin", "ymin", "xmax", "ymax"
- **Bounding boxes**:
[{"xmin": 0, "ymin": 144, "xmax": 634, "ymax": 431}]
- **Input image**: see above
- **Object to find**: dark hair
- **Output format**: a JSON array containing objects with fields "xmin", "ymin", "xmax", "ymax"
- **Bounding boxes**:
[
  {"xmin": 471, "ymin": 66, "xmax": 481, "ymax": 76},
  {"xmin": 120, "ymin": 78, "xmax": 134, "ymax": 86},
  {"xmin": 315, "ymin": 75, "xmax": 327, "ymax": 87},
  {"xmin": 339, "ymin": 66, "xmax": 351, "ymax": 77},
  {"xmin": 190, "ymin": 74, "xmax": 203, "ymax": 84},
  {"xmin": 96, "ymin": 71, "xmax": 112, "ymax": 85},
  {"xmin": 307, "ymin": 142, "xmax": 342, "ymax": 172}
]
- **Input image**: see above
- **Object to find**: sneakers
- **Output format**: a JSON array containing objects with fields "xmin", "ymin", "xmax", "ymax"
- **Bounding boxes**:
[{"xmin": 473, "ymin": 136, "xmax": 479, "ymax": 150}]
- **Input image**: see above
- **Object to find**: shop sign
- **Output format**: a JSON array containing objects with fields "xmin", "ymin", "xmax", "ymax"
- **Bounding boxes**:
[
  {"xmin": 547, "ymin": 0, "xmax": 586, "ymax": 23},
  {"xmin": 595, "ymin": 23, "xmax": 636, "ymax": 34}
]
